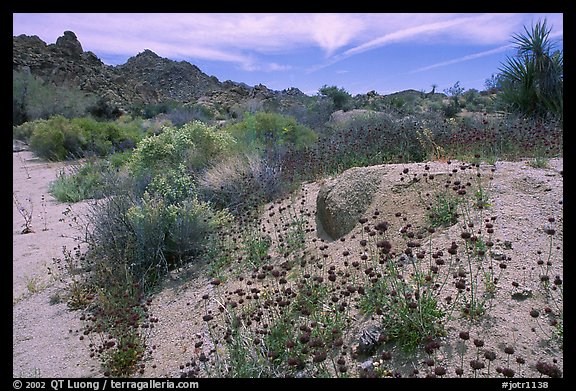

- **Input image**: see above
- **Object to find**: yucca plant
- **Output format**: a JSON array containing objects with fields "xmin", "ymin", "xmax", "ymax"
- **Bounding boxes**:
[{"xmin": 498, "ymin": 19, "xmax": 563, "ymax": 121}]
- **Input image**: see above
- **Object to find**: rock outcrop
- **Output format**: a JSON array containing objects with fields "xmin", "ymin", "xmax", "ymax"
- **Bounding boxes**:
[
  {"xmin": 115, "ymin": 49, "xmax": 223, "ymax": 102},
  {"xmin": 13, "ymin": 31, "xmax": 159, "ymax": 108},
  {"xmin": 316, "ymin": 166, "xmax": 385, "ymax": 239}
]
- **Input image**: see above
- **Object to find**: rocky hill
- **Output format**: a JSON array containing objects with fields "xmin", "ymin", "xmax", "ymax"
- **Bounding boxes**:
[
  {"xmin": 13, "ymin": 31, "xmax": 159, "ymax": 108},
  {"xmin": 13, "ymin": 31, "xmax": 311, "ymax": 115}
]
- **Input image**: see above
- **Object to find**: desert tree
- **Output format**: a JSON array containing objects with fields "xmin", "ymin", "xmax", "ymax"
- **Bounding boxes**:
[{"xmin": 318, "ymin": 85, "xmax": 353, "ymax": 112}]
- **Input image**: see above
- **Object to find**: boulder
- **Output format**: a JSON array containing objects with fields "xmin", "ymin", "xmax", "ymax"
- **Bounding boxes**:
[
  {"xmin": 316, "ymin": 166, "xmax": 385, "ymax": 239},
  {"xmin": 55, "ymin": 31, "xmax": 83, "ymax": 58}
]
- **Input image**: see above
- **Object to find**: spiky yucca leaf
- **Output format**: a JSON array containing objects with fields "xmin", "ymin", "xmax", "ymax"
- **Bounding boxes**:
[{"xmin": 497, "ymin": 19, "xmax": 562, "ymax": 121}]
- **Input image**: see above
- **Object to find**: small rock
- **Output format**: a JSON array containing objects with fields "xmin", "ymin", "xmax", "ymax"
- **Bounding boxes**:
[
  {"xmin": 360, "ymin": 358, "xmax": 374, "ymax": 370},
  {"xmin": 355, "ymin": 324, "xmax": 383, "ymax": 355},
  {"xmin": 398, "ymin": 253, "xmax": 413, "ymax": 265},
  {"xmin": 511, "ymin": 289, "xmax": 533, "ymax": 301}
]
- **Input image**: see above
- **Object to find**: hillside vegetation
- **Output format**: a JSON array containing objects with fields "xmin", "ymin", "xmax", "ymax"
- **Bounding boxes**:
[{"xmin": 13, "ymin": 20, "xmax": 562, "ymax": 379}]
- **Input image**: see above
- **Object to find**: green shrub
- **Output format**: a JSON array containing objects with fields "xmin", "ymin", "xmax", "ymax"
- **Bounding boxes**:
[
  {"xmin": 13, "ymin": 121, "xmax": 37, "ymax": 142},
  {"xmin": 72, "ymin": 117, "xmax": 145, "ymax": 155},
  {"xmin": 107, "ymin": 150, "xmax": 133, "ymax": 169},
  {"xmin": 29, "ymin": 115, "xmax": 84, "ymax": 160},
  {"xmin": 128, "ymin": 121, "xmax": 234, "ymax": 176},
  {"xmin": 97, "ymin": 190, "xmax": 231, "ymax": 285},
  {"xmin": 13, "ymin": 70, "xmax": 99, "ymax": 126},
  {"xmin": 27, "ymin": 116, "xmax": 146, "ymax": 161},
  {"xmin": 49, "ymin": 160, "xmax": 110, "ymax": 203},
  {"xmin": 146, "ymin": 165, "xmax": 194, "ymax": 205},
  {"xmin": 319, "ymin": 85, "xmax": 353, "ymax": 111},
  {"xmin": 225, "ymin": 112, "xmax": 317, "ymax": 153}
]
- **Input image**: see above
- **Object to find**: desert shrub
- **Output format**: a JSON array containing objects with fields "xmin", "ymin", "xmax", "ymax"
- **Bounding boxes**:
[
  {"xmin": 427, "ymin": 100, "xmax": 445, "ymax": 113},
  {"xmin": 228, "ymin": 99, "xmax": 265, "ymax": 119},
  {"xmin": 49, "ymin": 159, "xmax": 111, "ymax": 203},
  {"xmin": 27, "ymin": 116, "xmax": 146, "ymax": 161},
  {"xmin": 87, "ymin": 97, "xmax": 122, "ymax": 121},
  {"xmin": 319, "ymin": 85, "xmax": 353, "ymax": 111},
  {"xmin": 328, "ymin": 110, "xmax": 395, "ymax": 133},
  {"xmin": 164, "ymin": 197, "xmax": 231, "ymax": 261},
  {"xmin": 386, "ymin": 95, "xmax": 423, "ymax": 115},
  {"xmin": 130, "ymin": 100, "xmax": 177, "ymax": 119},
  {"xmin": 281, "ymin": 110, "xmax": 447, "ymax": 181},
  {"xmin": 131, "ymin": 101, "xmax": 215, "ymax": 125},
  {"xmin": 87, "ymin": 186, "xmax": 231, "ymax": 288},
  {"xmin": 165, "ymin": 104, "xmax": 215, "ymax": 126},
  {"xmin": 128, "ymin": 121, "xmax": 234, "ymax": 177},
  {"xmin": 71, "ymin": 117, "xmax": 143, "ymax": 156},
  {"xmin": 50, "ymin": 151, "xmax": 134, "ymax": 203},
  {"xmin": 225, "ymin": 112, "xmax": 317, "ymax": 154},
  {"xmin": 441, "ymin": 101, "xmax": 460, "ymax": 118},
  {"xmin": 298, "ymin": 98, "xmax": 334, "ymax": 131},
  {"xmin": 29, "ymin": 115, "xmax": 85, "ymax": 160},
  {"xmin": 139, "ymin": 117, "xmax": 174, "ymax": 135},
  {"xmin": 437, "ymin": 113, "xmax": 562, "ymax": 161},
  {"xmin": 13, "ymin": 120, "xmax": 39, "ymax": 142},
  {"xmin": 13, "ymin": 70, "xmax": 98, "ymax": 126},
  {"xmin": 145, "ymin": 164, "xmax": 194, "ymax": 205},
  {"xmin": 107, "ymin": 150, "xmax": 133, "ymax": 169},
  {"xmin": 198, "ymin": 153, "xmax": 284, "ymax": 214}
]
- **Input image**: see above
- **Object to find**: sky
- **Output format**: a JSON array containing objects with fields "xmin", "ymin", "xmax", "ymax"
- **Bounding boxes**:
[{"xmin": 12, "ymin": 13, "xmax": 563, "ymax": 96}]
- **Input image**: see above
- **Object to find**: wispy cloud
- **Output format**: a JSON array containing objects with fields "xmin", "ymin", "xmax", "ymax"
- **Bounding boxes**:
[
  {"xmin": 307, "ymin": 14, "xmax": 506, "ymax": 73},
  {"xmin": 403, "ymin": 22, "xmax": 564, "ymax": 75},
  {"xmin": 343, "ymin": 15, "xmax": 477, "ymax": 57},
  {"xmin": 305, "ymin": 13, "xmax": 534, "ymax": 73},
  {"xmin": 13, "ymin": 12, "xmax": 563, "ymax": 77},
  {"xmin": 12, "ymin": 13, "xmax": 363, "ymax": 70},
  {"xmin": 406, "ymin": 44, "xmax": 514, "ymax": 74},
  {"xmin": 241, "ymin": 62, "xmax": 293, "ymax": 72}
]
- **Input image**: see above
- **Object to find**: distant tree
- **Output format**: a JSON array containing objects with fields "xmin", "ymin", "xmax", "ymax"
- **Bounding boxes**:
[
  {"xmin": 442, "ymin": 81, "xmax": 465, "ymax": 117},
  {"xmin": 484, "ymin": 74, "xmax": 502, "ymax": 94},
  {"xmin": 318, "ymin": 85, "xmax": 353, "ymax": 111},
  {"xmin": 13, "ymin": 70, "xmax": 98, "ymax": 125},
  {"xmin": 424, "ymin": 84, "xmax": 438, "ymax": 99},
  {"xmin": 88, "ymin": 97, "xmax": 122, "ymax": 120},
  {"xmin": 497, "ymin": 18, "xmax": 563, "ymax": 120},
  {"xmin": 444, "ymin": 81, "xmax": 465, "ymax": 102}
]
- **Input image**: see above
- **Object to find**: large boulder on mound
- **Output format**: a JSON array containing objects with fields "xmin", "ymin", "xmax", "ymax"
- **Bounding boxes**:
[{"xmin": 316, "ymin": 166, "xmax": 385, "ymax": 239}]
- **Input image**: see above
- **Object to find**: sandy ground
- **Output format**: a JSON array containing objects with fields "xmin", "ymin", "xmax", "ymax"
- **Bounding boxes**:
[
  {"xmin": 13, "ymin": 151, "xmax": 99, "ymax": 378},
  {"xmin": 13, "ymin": 149, "xmax": 563, "ymax": 378}
]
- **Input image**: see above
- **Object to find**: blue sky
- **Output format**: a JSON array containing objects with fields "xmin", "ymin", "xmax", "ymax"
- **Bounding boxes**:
[{"xmin": 13, "ymin": 13, "xmax": 563, "ymax": 96}]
